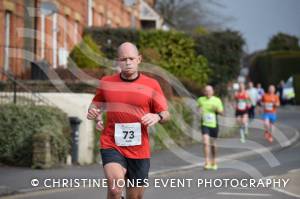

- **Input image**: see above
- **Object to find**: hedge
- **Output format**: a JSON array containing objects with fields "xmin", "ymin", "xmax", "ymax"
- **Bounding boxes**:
[
  {"xmin": 150, "ymin": 97, "xmax": 195, "ymax": 151},
  {"xmin": 249, "ymin": 51, "xmax": 300, "ymax": 89},
  {"xmin": 138, "ymin": 30, "xmax": 210, "ymax": 89},
  {"xmin": 84, "ymin": 28, "xmax": 139, "ymax": 59},
  {"xmin": 84, "ymin": 28, "xmax": 210, "ymax": 91},
  {"xmin": 68, "ymin": 35, "xmax": 105, "ymax": 69},
  {"xmin": 0, "ymin": 104, "xmax": 71, "ymax": 167},
  {"xmin": 193, "ymin": 30, "xmax": 245, "ymax": 86},
  {"xmin": 83, "ymin": 28, "xmax": 245, "ymax": 95}
]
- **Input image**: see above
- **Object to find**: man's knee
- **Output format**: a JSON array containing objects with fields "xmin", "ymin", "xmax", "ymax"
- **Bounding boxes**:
[
  {"xmin": 104, "ymin": 163, "xmax": 126, "ymax": 198},
  {"xmin": 107, "ymin": 180, "xmax": 123, "ymax": 197},
  {"xmin": 202, "ymin": 135, "xmax": 210, "ymax": 145}
]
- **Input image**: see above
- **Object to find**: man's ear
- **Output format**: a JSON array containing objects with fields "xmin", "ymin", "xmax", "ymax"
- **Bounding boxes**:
[{"xmin": 138, "ymin": 54, "xmax": 142, "ymax": 63}]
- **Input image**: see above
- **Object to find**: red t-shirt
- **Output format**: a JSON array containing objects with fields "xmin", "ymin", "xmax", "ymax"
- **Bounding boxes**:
[
  {"xmin": 92, "ymin": 73, "xmax": 168, "ymax": 159},
  {"xmin": 235, "ymin": 91, "xmax": 250, "ymax": 111}
]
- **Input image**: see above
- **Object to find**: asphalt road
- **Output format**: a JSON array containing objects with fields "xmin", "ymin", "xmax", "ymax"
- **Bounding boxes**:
[{"xmin": 1, "ymin": 107, "xmax": 300, "ymax": 199}]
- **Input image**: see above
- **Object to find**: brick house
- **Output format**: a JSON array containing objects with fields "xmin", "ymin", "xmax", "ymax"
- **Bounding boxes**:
[{"xmin": 0, "ymin": 0, "xmax": 141, "ymax": 79}]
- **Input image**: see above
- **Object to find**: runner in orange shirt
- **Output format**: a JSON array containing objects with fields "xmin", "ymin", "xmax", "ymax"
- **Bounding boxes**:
[{"xmin": 261, "ymin": 85, "xmax": 280, "ymax": 143}]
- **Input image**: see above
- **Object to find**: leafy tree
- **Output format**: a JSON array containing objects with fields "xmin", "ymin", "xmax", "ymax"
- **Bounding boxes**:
[
  {"xmin": 139, "ymin": 30, "xmax": 210, "ymax": 87},
  {"xmin": 267, "ymin": 32, "xmax": 300, "ymax": 51},
  {"xmin": 155, "ymin": 0, "xmax": 227, "ymax": 32},
  {"xmin": 194, "ymin": 30, "xmax": 245, "ymax": 85}
]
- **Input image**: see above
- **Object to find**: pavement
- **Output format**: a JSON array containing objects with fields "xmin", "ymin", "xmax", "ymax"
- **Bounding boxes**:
[{"xmin": 0, "ymin": 106, "xmax": 299, "ymax": 197}]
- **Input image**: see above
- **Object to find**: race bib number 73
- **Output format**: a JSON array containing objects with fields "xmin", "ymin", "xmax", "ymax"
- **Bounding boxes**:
[{"xmin": 114, "ymin": 123, "xmax": 141, "ymax": 146}]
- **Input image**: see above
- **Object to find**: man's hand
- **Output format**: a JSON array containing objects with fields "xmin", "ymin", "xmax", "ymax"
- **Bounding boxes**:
[
  {"xmin": 213, "ymin": 106, "xmax": 223, "ymax": 115},
  {"xmin": 96, "ymin": 119, "xmax": 104, "ymax": 131},
  {"xmin": 141, "ymin": 113, "xmax": 160, "ymax": 127},
  {"xmin": 87, "ymin": 108, "xmax": 101, "ymax": 120}
]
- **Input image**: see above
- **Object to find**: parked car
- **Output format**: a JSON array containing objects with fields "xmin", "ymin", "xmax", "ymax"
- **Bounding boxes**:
[{"xmin": 282, "ymin": 77, "xmax": 296, "ymax": 104}]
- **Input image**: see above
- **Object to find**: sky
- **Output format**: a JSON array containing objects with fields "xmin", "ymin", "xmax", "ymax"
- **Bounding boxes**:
[{"xmin": 211, "ymin": 0, "xmax": 300, "ymax": 53}]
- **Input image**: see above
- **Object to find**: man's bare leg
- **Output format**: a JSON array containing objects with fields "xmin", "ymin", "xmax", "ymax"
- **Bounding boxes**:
[
  {"xmin": 202, "ymin": 134, "xmax": 211, "ymax": 166},
  {"xmin": 211, "ymin": 138, "xmax": 217, "ymax": 165},
  {"xmin": 126, "ymin": 186, "xmax": 145, "ymax": 199},
  {"xmin": 104, "ymin": 163, "xmax": 126, "ymax": 199}
]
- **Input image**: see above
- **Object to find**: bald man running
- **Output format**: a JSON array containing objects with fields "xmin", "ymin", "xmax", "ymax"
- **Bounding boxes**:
[
  {"xmin": 87, "ymin": 42, "xmax": 170, "ymax": 199},
  {"xmin": 197, "ymin": 85, "xmax": 224, "ymax": 170}
]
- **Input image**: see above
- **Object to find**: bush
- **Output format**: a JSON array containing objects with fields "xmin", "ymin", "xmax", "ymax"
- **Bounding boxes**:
[
  {"xmin": 0, "ymin": 105, "xmax": 71, "ymax": 167},
  {"xmin": 84, "ymin": 28, "xmax": 139, "ymax": 59},
  {"xmin": 249, "ymin": 51, "xmax": 300, "ymax": 89},
  {"xmin": 267, "ymin": 33, "xmax": 300, "ymax": 51},
  {"xmin": 194, "ymin": 30, "xmax": 245, "ymax": 86},
  {"xmin": 139, "ymin": 30, "xmax": 210, "ymax": 88},
  {"xmin": 84, "ymin": 28, "xmax": 210, "ymax": 91},
  {"xmin": 68, "ymin": 35, "xmax": 105, "ymax": 69},
  {"xmin": 150, "ymin": 98, "xmax": 195, "ymax": 151}
]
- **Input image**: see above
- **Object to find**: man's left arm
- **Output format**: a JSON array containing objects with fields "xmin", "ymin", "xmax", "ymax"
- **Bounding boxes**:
[
  {"xmin": 141, "ymin": 81, "xmax": 170, "ymax": 126},
  {"xmin": 216, "ymin": 99, "xmax": 224, "ymax": 115},
  {"xmin": 157, "ymin": 111, "xmax": 170, "ymax": 123}
]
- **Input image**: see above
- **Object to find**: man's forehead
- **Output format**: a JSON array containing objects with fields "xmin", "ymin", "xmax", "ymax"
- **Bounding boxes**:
[
  {"xmin": 118, "ymin": 42, "xmax": 139, "ymax": 57},
  {"xmin": 118, "ymin": 50, "xmax": 138, "ymax": 57},
  {"xmin": 205, "ymin": 86, "xmax": 213, "ymax": 91}
]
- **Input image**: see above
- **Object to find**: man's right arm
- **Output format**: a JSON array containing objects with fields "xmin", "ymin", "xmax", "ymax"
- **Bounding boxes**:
[
  {"xmin": 87, "ymin": 79, "xmax": 104, "ymax": 121},
  {"xmin": 87, "ymin": 102, "xmax": 105, "ymax": 131},
  {"xmin": 87, "ymin": 103, "xmax": 101, "ymax": 120}
]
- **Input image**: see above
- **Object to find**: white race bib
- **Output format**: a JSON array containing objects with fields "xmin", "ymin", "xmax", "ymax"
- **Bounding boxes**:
[
  {"xmin": 203, "ymin": 113, "xmax": 216, "ymax": 123},
  {"xmin": 238, "ymin": 101, "xmax": 247, "ymax": 110},
  {"xmin": 114, "ymin": 123, "xmax": 141, "ymax": 146},
  {"xmin": 265, "ymin": 103, "xmax": 273, "ymax": 111}
]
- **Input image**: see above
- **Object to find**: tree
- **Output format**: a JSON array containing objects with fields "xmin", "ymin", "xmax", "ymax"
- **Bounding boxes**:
[
  {"xmin": 194, "ymin": 30, "xmax": 245, "ymax": 85},
  {"xmin": 267, "ymin": 33, "xmax": 300, "ymax": 51},
  {"xmin": 155, "ymin": 0, "xmax": 229, "ymax": 32}
]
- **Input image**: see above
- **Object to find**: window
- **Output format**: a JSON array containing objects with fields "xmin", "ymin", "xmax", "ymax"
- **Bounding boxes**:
[
  {"xmin": 4, "ymin": 11, "xmax": 11, "ymax": 71},
  {"xmin": 40, "ymin": 13, "xmax": 45, "ymax": 59},
  {"xmin": 74, "ymin": 21, "xmax": 79, "ymax": 44},
  {"xmin": 52, "ymin": 13, "xmax": 58, "ymax": 68},
  {"xmin": 88, "ymin": 0, "xmax": 93, "ymax": 26},
  {"xmin": 64, "ymin": 15, "xmax": 68, "ymax": 50}
]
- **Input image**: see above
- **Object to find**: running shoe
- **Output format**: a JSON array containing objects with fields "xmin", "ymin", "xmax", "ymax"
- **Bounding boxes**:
[
  {"xmin": 204, "ymin": 163, "xmax": 212, "ymax": 170},
  {"xmin": 211, "ymin": 164, "xmax": 218, "ymax": 170},
  {"xmin": 267, "ymin": 133, "xmax": 273, "ymax": 143},
  {"xmin": 240, "ymin": 136, "xmax": 246, "ymax": 143}
]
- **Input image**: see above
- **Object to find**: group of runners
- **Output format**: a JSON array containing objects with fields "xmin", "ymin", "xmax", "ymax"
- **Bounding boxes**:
[
  {"xmin": 233, "ymin": 82, "xmax": 280, "ymax": 143},
  {"xmin": 86, "ymin": 42, "xmax": 281, "ymax": 198},
  {"xmin": 196, "ymin": 81, "xmax": 279, "ymax": 171}
]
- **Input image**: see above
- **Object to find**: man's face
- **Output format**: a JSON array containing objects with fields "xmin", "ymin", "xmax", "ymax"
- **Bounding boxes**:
[
  {"xmin": 257, "ymin": 84, "xmax": 261, "ymax": 88},
  {"xmin": 248, "ymin": 82, "xmax": 253, "ymax": 88},
  {"xmin": 204, "ymin": 86, "xmax": 214, "ymax": 97},
  {"xmin": 269, "ymin": 85, "xmax": 275, "ymax": 94},
  {"xmin": 239, "ymin": 83, "xmax": 245, "ymax": 91},
  {"xmin": 117, "ymin": 45, "xmax": 141, "ymax": 75}
]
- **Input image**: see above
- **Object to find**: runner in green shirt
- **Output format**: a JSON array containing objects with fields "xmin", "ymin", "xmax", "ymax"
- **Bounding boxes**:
[{"xmin": 197, "ymin": 85, "xmax": 224, "ymax": 170}]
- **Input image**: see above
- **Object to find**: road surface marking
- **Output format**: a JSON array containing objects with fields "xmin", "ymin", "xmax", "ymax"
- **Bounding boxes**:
[
  {"xmin": 272, "ymin": 188, "xmax": 300, "ymax": 198},
  {"xmin": 217, "ymin": 192, "xmax": 271, "ymax": 197}
]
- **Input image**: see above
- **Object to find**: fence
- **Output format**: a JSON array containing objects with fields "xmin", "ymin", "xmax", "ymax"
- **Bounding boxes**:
[{"xmin": 0, "ymin": 68, "xmax": 55, "ymax": 106}]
